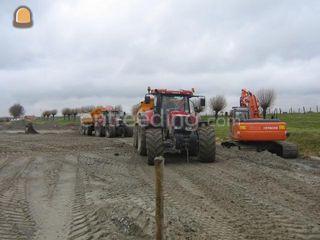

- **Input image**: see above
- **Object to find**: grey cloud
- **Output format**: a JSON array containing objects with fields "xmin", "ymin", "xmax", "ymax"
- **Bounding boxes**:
[{"xmin": 0, "ymin": 0, "xmax": 319, "ymax": 116}]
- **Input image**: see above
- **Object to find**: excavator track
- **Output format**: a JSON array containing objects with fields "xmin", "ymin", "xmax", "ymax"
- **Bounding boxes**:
[
  {"xmin": 222, "ymin": 140, "xmax": 299, "ymax": 159},
  {"xmin": 271, "ymin": 141, "xmax": 299, "ymax": 159}
]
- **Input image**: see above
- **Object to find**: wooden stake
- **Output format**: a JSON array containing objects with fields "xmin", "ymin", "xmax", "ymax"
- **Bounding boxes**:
[{"xmin": 155, "ymin": 157, "xmax": 164, "ymax": 240}]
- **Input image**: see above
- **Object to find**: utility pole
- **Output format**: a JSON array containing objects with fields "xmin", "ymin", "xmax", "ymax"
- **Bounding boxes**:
[{"xmin": 155, "ymin": 157, "xmax": 164, "ymax": 240}]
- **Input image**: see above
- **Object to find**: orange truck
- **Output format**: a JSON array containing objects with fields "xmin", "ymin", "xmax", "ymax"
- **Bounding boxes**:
[
  {"xmin": 222, "ymin": 89, "xmax": 298, "ymax": 158},
  {"xmin": 80, "ymin": 106, "xmax": 133, "ymax": 138}
]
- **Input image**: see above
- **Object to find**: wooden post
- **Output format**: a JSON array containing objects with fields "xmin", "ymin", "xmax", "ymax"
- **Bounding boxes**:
[
  {"xmin": 317, "ymin": 106, "xmax": 319, "ymax": 113},
  {"xmin": 155, "ymin": 157, "xmax": 164, "ymax": 240}
]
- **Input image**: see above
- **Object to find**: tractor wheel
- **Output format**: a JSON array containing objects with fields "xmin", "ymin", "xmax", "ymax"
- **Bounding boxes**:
[
  {"xmin": 95, "ymin": 127, "xmax": 105, "ymax": 137},
  {"xmin": 198, "ymin": 126, "xmax": 216, "ymax": 163},
  {"xmin": 133, "ymin": 125, "xmax": 138, "ymax": 149},
  {"xmin": 137, "ymin": 127, "xmax": 147, "ymax": 156},
  {"xmin": 146, "ymin": 128, "xmax": 164, "ymax": 165},
  {"xmin": 106, "ymin": 126, "xmax": 116, "ymax": 138},
  {"xmin": 79, "ymin": 127, "xmax": 84, "ymax": 135},
  {"xmin": 125, "ymin": 126, "xmax": 134, "ymax": 137},
  {"xmin": 87, "ymin": 128, "xmax": 93, "ymax": 136}
]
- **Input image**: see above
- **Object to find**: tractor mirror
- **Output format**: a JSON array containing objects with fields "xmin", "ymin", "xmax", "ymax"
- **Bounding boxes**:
[
  {"xmin": 145, "ymin": 95, "xmax": 151, "ymax": 104},
  {"xmin": 200, "ymin": 98, "xmax": 205, "ymax": 107}
]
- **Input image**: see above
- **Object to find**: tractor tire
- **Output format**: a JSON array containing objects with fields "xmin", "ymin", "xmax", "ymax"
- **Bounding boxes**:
[
  {"xmin": 133, "ymin": 125, "xmax": 138, "ymax": 149},
  {"xmin": 198, "ymin": 126, "xmax": 216, "ymax": 163},
  {"xmin": 125, "ymin": 126, "xmax": 134, "ymax": 137},
  {"xmin": 137, "ymin": 127, "xmax": 147, "ymax": 156},
  {"xmin": 95, "ymin": 127, "xmax": 105, "ymax": 137},
  {"xmin": 146, "ymin": 128, "xmax": 164, "ymax": 165},
  {"xmin": 79, "ymin": 127, "xmax": 84, "ymax": 135},
  {"xmin": 106, "ymin": 126, "xmax": 116, "ymax": 138},
  {"xmin": 87, "ymin": 128, "xmax": 93, "ymax": 136}
]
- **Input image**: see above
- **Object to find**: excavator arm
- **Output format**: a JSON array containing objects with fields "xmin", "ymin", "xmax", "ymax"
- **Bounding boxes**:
[{"xmin": 240, "ymin": 89, "xmax": 261, "ymax": 119}]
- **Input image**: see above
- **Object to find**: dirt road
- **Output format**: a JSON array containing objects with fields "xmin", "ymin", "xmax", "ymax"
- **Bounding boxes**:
[{"xmin": 0, "ymin": 131, "xmax": 319, "ymax": 239}]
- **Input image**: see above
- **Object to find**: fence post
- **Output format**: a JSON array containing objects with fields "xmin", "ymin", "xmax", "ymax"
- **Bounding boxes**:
[
  {"xmin": 155, "ymin": 157, "xmax": 164, "ymax": 240},
  {"xmin": 317, "ymin": 106, "xmax": 319, "ymax": 113}
]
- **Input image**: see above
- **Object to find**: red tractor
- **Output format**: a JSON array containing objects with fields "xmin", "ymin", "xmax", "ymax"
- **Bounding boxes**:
[{"xmin": 133, "ymin": 87, "xmax": 216, "ymax": 165}]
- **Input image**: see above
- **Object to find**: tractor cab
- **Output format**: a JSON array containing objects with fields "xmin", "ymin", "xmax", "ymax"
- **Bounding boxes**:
[
  {"xmin": 144, "ymin": 88, "xmax": 205, "ymax": 130},
  {"xmin": 103, "ymin": 109, "xmax": 125, "ymax": 126}
]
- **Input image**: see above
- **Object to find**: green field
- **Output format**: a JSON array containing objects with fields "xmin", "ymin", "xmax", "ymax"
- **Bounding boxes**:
[
  {"xmin": 278, "ymin": 113, "xmax": 320, "ymax": 156},
  {"xmin": 204, "ymin": 113, "xmax": 320, "ymax": 156}
]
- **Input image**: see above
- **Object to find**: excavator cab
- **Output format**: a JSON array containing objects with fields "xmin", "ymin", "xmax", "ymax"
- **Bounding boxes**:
[
  {"xmin": 229, "ymin": 107, "xmax": 249, "ymax": 138},
  {"xmin": 230, "ymin": 107, "xmax": 249, "ymax": 122}
]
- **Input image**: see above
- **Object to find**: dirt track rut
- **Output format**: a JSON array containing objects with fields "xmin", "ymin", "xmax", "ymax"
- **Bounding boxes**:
[{"xmin": 0, "ymin": 132, "xmax": 319, "ymax": 239}]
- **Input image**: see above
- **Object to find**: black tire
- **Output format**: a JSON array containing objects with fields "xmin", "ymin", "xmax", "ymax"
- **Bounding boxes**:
[
  {"xmin": 87, "ymin": 128, "xmax": 93, "ymax": 136},
  {"xmin": 198, "ymin": 126, "xmax": 216, "ymax": 163},
  {"xmin": 79, "ymin": 127, "xmax": 84, "ymax": 135},
  {"xmin": 133, "ymin": 125, "xmax": 138, "ymax": 149},
  {"xmin": 95, "ymin": 126, "xmax": 105, "ymax": 137},
  {"xmin": 95, "ymin": 127, "xmax": 100, "ymax": 137},
  {"xmin": 146, "ymin": 128, "xmax": 164, "ymax": 165},
  {"xmin": 189, "ymin": 132, "xmax": 199, "ymax": 156},
  {"xmin": 125, "ymin": 126, "xmax": 134, "ymax": 137},
  {"xmin": 137, "ymin": 126, "xmax": 147, "ymax": 156},
  {"xmin": 106, "ymin": 126, "xmax": 116, "ymax": 138}
]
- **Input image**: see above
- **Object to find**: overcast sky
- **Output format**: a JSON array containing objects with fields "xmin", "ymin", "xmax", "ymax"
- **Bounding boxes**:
[{"xmin": 1, "ymin": 0, "xmax": 319, "ymax": 116}]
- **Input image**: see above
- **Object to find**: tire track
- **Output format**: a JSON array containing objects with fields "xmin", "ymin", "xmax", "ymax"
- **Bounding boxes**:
[
  {"xmin": 0, "ymin": 157, "xmax": 36, "ymax": 240},
  {"xmin": 67, "ymin": 159, "xmax": 106, "ymax": 240},
  {"xmin": 175, "ymin": 162, "xmax": 320, "ymax": 240},
  {"xmin": 78, "ymin": 152, "xmax": 154, "ymax": 239}
]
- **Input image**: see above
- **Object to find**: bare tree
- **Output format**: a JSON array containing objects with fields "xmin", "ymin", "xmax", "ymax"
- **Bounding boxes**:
[
  {"xmin": 257, "ymin": 89, "xmax": 276, "ymax": 119},
  {"xmin": 51, "ymin": 109, "xmax": 57, "ymax": 120},
  {"xmin": 209, "ymin": 96, "xmax": 227, "ymax": 121},
  {"xmin": 83, "ymin": 105, "xmax": 95, "ymax": 113},
  {"xmin": 9, "ymin": 104, "xmax": 25, "ymax": 119},
  {"xmin": 42, "ymin": 110, "xmax": 51, "ymax": 120},
  {"xmin": 62, "ymin": 108, "xmax": 71, "ymax": 120},
  {"xmin": 114, "ymin": 105, "xmax": 123, "ymax": 112},
  {"xmin": 71, "ymin": 109, "xmax": 78, "ymax": 120}
]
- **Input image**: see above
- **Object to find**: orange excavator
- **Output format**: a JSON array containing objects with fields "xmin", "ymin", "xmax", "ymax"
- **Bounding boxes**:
[{"xmin": 222, "ymin": 89, "xmax": 298, "ymax": 158}]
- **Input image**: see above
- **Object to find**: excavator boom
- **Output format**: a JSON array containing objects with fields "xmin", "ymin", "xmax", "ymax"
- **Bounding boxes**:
[{"xmin": 240, "ymin": 89, "xmax": 261, "ymax": 119}]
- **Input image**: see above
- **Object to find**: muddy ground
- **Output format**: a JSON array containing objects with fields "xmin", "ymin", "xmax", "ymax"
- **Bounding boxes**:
[{"xmin": 0, "ymin": 131, "xmax": 319, "ymax": 240}]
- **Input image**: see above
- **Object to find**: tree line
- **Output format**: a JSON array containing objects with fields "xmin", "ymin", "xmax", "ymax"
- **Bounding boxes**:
[{"xmin": 7, "ymin": 89, "xmax": 318, "ymax": 121}]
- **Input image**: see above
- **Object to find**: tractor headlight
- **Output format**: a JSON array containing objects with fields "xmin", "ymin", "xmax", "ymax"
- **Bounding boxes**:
[{"xmin": 239, "ymin": 125, "xmax": 247, "ymax": 130}]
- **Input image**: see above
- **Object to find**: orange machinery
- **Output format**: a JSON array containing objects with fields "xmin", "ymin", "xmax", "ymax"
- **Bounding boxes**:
[{"xmin": 222, "ymin": 89, "xmax": 298, "ymax": 158}]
